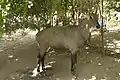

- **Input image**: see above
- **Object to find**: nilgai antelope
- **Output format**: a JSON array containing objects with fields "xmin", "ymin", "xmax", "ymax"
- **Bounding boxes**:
[{"xmin": 35, "ymin": 14, "xmax": 100, "ymax": 73}]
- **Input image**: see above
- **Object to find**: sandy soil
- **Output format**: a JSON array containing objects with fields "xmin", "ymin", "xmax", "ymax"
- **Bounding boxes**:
[{"xmin": 0, "ymin": 30, "xmax": 120, "ymax": 80}]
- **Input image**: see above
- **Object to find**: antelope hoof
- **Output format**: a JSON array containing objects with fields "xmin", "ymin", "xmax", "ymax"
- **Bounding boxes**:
[
  {"xmin": 71, "ymin": 65, "xmax": 76, "ymax": 72},
  {"xmin": 71, "ymin": 69, "xmax": 76, "ymax": 75},
  {"xmin": 37, "ymin": 68, "xmax": 40, "ymax": 72},
  {"xmin": 43, "ymin": 68, "xmax": 46, "ymax": 71}
]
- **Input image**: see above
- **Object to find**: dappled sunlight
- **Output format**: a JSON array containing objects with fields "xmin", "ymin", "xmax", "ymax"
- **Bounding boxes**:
[
  {"xmin": 83, "ymin": 75, "xmax": 108, "ymax": 80},
  {"xmin": 0, "ymin": 49, "xmax": 3, "ymax": 52},
  {"xmin": 85, "ymin": 46, "xmax": 90, "ymax": 50},
  {"xmin": 31, "ymin": 61, "xmax": 55, "ymax": 77},
  {"xmin": 8, "ymin": 54, "xmax": 19, "ymax": 62},
  {"xmin": 107, "ymin": 26, "xmax": 120, "ymax": 32},
  {"xmin": 8, "ymin": 55, "xmax": 13, "ymax": 58},
  {"xmin": 91, "ymin": 36, "xmax": 95, "ymax": 38},
  {"xmin": 47, "ymin": 61, "xmax": 56, "ymax": 65},
  {"xmin": 116, "ymin": 43, "xmax": 120, "ymax": 48},
  {"xmin": 112, "ymin": 39, "xmax": 120, "ymax": 44},
  {"xmin": 31, "ymin": 67, "xmax": 40, "ymax": 77},
  {"xmin": 107, "ymin": 43, "xmax": 115, "ymax": 48},
  {"xmin": 28, "ymin": 30, "xmax": 37, "ymax": 35},
  {"xmin": 115, "ymin": 49, "xmax": 120, "ymax": 53},
  {"xmin": 1, "ymin": 28, "xmax": 37, "ymax": 41},
  {"xmin": 91, "ymin": 31, "xmax": 100, "ymax": 36},
  {"xmin": 31, "ymin": 64, "xmax": 52, "ymax": 77},
  {"xmin": 106, "ymin": 39, "xmax": 120, "ymax": 53},
  {"xmin": 114, "ymin": 58, "xmax": 120, "ymax": 63},
  {"xmin": 88, "ymin": 76, "xmax": 96, "ymax": 80}
]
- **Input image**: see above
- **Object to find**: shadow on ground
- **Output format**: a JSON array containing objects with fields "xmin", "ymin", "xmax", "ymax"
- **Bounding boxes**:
[{"xmin": 1, "ymin": 30, "xmax": 120, "ymax": 80}]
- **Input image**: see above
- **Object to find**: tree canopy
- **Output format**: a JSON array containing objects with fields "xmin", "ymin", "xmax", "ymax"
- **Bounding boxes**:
[{"xmin": 0, "ymin": 0, "xmax": 120, "ymax": 38}]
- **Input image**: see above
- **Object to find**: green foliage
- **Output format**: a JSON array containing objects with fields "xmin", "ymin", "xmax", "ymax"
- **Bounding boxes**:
[
  {"xmin": 104, "ymin": 0, "xmax": 120, "ymax": 12},
  {"xmin": 108, "ymin": 18, "xmax": 118, "ymax": 26},
  {"xmin": 2, "ymin": 0, "xmax": 118, "ymax": 35}
]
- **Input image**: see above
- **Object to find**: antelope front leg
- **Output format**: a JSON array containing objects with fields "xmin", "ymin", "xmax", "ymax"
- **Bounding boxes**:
[
  {"xmin": 71, "ymin": 53, "xmax": 77, "ymax": 73},
  {"xmin": 41, "ymin": 55, "xmax": 45, "ymax": 71},
  {"xmin": 37, "ymin": 53, "xmax": 41, "ymax": 72}
]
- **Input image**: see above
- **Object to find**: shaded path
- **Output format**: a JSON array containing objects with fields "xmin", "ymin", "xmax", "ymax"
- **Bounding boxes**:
[
  {"xmin": 0, "ymin": 30, "xmax": 120, "ymax": 80},
  {"xmin": 0, "ymin": 42, "xmax": 120, "ymax": 80}
]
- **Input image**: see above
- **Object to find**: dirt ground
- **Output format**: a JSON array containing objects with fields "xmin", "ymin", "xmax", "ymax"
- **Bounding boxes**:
[{"xmin": 0, "ymin": 29, "xmax": 120, "ymax": 80}]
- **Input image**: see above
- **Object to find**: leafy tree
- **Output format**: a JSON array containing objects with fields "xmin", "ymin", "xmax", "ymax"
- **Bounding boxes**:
[{"xmin": 0, "ymin": 0, "xmax": 103, "ymax": 36}]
